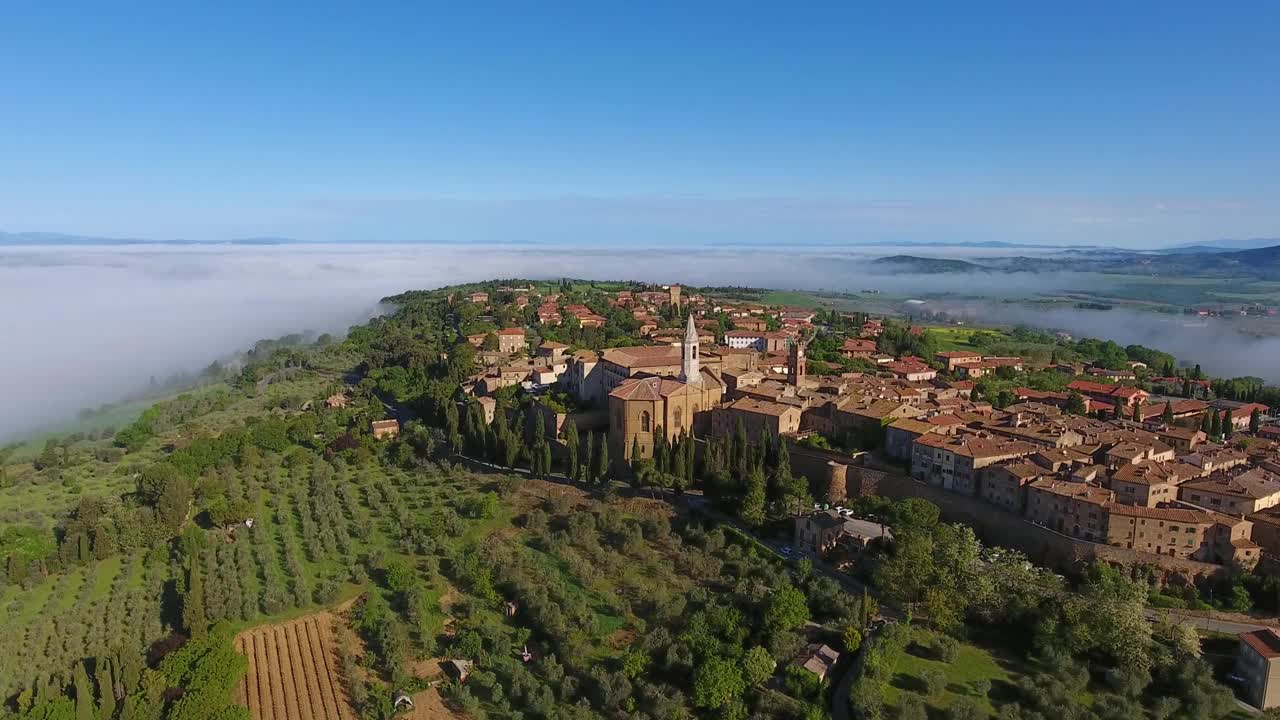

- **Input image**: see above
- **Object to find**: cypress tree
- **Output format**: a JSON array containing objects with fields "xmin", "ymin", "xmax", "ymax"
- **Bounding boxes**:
[
  {"xmin": 1131, "ymin": 402, "xmax": 1142, "ymax": 423},
  {"xmin": 584, "ymin": 432, "xmax": 595, "ymax": 483},
  {"xmin": 684, "ymin": 434, "xmax": 696, "ymax": 487},
  {"xmin": 1183, "ymin": 378, "xmax": 1192, "ymax": 398},
  {"xmin": 96, "ymin": 657, "xmax": 116, "ymax": 720},
  {"xmin": 631, "ymin": 437, "xmax": 642, "ymax": 470},
  {"xmin": 595, "ymin": 434, "xmax": 610, "ymax": 484},
  {"xmin": 1252, "ymin": 409, "xmax": 1263, "ymax": 435},
  {"xmin": 1162, "ymin": 402, "xmax": 1174, "ymax": 425},
  {"xmin": 1201, "ymin": 412, "xmax": 1213, "ymax": 434},
  {"xmin": 1210, "ymin": 409, "xmax": 1222, "ymax": 438},
  {"xmin": 1223, "ymin": 409, "xmax": 1235, "ymax": 439},
  {"xmin": 563, "ymin": 419, "xmax": 579, "ymax": 481},
  {"xmin": 540, "ymin": 443, "xmax": 552, "ymax": 479},
  {"xmin": 74, "ymin": 661, "xmax": 94, "ymax": 720},
  {"xmin": 184, "ymin": 564, "xmax": 206, "ymax": 638},
  {"xmin": 655, "ymin": 429, "xmax": 669, "ymax": 473}
]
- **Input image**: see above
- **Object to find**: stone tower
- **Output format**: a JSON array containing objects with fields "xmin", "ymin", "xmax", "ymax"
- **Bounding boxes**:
[
  {"xmin": 787, "ymin": 338, "xmax": 806, "ymax": 387},
  {"xmin": 681, "ymin": 313, "xmax": 701, "ymax": 384},
  {"xmin": 669, "ymin": 284, "xmax": 682, "ymax": 309}
]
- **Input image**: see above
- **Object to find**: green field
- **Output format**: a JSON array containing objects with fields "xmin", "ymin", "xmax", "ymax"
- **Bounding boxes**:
[
  {"xmin": 882, "ymin": 627, "xmax": 1021, "ymax": 716},
  {"xmin": 924, "ymin": 326, "xmax": 1013, "ymax": 353}
]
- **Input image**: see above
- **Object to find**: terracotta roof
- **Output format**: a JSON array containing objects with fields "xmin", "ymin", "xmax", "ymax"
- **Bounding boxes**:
[
  {"xmin": 601, "ymin": 345, "xmax": 682, "ymax": 369},
  {"xmin": 727, "ymin": 397, "xmax": 798, "ymax": 418},
  {"xmin": 1241, "ymin": 629, "xmax": 1280, "ymax": 660},
  {"xmin": 497, "ymin": 327, "xmax": 526, "ymax": 336},
  {"xmin": 1111, "ymin": 460, "xmax": 1183, "ymax": 486}
]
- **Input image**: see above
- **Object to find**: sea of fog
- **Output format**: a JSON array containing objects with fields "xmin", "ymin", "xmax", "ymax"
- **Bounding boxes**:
[{"xmin": 1, "ymin": 242, "xmax": 1276, "ymax": 441}]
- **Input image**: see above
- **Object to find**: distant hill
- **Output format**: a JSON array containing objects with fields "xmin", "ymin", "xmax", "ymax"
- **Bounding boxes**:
[
  {"xmin": 867, "ymin": 243, "xmax": 1280, "ymax": 280},
  {"xmin": 869, "ymin": 255, "xmax": 985, "ymax": 273},
  {"xmin": 0, "ymin": 231, "xmax": 302, "ymax": 246},
  {"xmin": 1164, "ymin": 238, "xmax": 1280, "ymax": 252}
]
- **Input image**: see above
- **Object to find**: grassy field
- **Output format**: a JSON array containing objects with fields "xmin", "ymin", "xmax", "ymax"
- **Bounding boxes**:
[
  {"xmin": 924, "ymin": 326, "xmax": 1013, "ymax": 352},
  {"xmin": 881, "ymin": 626, "xmax": 1023, "ymax": 717}
]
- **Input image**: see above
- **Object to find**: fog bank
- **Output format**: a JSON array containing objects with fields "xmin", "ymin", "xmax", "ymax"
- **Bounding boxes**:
[{"xmin": 0, "ymin": 243, "xmax": 1273, "ymax": 441}]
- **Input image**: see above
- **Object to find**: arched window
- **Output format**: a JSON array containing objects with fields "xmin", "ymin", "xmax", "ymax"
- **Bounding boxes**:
[
  {"xmin": 675, "ymin": 408, "xmax": 683, "ymax": 430},
  {"xmin": 641, "ymin": 411, "xmax": 651, "ymax": 433}
]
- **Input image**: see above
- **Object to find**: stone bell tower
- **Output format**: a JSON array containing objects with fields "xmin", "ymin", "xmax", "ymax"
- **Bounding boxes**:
[
  {"xmin": 787, "ymin": 338, "xmax": 806, "ymax": 387},
  {"xmin": 681, "ymin": 313, "xmax": 701, "ymax": 384}
]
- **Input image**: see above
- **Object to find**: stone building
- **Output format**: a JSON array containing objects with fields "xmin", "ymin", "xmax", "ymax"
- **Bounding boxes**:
[{"xmin": 608, "ymin": 315, "xmax": 725, "ymax": 468}]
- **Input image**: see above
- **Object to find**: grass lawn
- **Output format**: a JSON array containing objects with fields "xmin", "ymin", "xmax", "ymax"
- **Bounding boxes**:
[
  {"xmin": 925, "ymin": 326, "xmax": 1012, "ymax": 353},
  {"xmin": 882, "ymin": 626, "xmax": 1017, "ymax": 717}
]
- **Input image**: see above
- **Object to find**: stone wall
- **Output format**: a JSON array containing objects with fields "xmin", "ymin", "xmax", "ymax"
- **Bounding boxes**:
[{"xmin": 864, "ymin": 466, "xmax": 1227, "ymax": 581}]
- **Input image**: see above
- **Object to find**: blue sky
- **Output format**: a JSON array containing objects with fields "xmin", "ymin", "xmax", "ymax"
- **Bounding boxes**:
[{"xmin": 1, "ymin": 2, "xmax": 1277, "ymax": 247}]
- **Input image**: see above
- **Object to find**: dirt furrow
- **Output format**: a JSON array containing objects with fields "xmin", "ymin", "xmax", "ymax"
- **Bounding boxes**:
[
  {"xmin": 255, "ymin": 629, "xmax": 280, "ymax": 720},
  {"xmin": 302, "ymin": 618, "xmax": 341, "ymax": 720},
  {"xmin": 273, "ymin": 626, "xmax": 301, "ymax": 720},
  {"xmin": 287, "ymin": 621, "xmax": 326, "ymax": 720},
  {"xmin": 316, "ymin": 614, "xmax": 355, "ymax": 720},
  {"xmin": 239, "ymin": 633, "xmax": 256, "ymax": 716}
]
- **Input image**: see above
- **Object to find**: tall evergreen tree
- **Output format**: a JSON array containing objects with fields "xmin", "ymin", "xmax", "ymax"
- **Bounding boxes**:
[
  {"xmin": 563, "ymin": 419, "xmax": 580, "ymax": 481},
  {"xmin": 740, "ymin": 466, "xmax": 767, "ymax": 527},
  {"xmin": 655, "ymin": 428, "xmax": 669, "ymax": 473},
  {"xmin": 74, "ymin": 661, "xmax": 95, "ymax": 720},
  {"xmin": 1182, "ymin": 377, "xmax": 1192, "ymax": 398},
  {"xmin": 594, "ymin": 434, "xmax": 610, "ymax": 484},
  {"xmin": 1223, "ymin": 409, "xmax": 1235, "ymax": 439},
  {"xmin": 1252, "ymin": 409, "xmax": 1263, "ymax": 435},
  {"xmin": 96, "ymin": 657, "xmax": 117, "ymax": 720},
  {"xmin": 540, "ymin": 443, "xmax": 552, "ymax": 479},
  {"xmin": 1161, "ymin": 402, "xmax": 1174, "ymax": 425},
  {"xmin": 1201, "ymin": 412, "xmax": 1213, "ymax": 434},
  {"xmin": 183, "ymin": 564, "xmax": 206, "ymax": 638},
  {"xmin": 584, "ymin": 432, "xmax": 595, "ymax": 483},
  {"xmin": 1210, "ymin": 409, "xmax": 1222, "ymax": 438},
  {"xmin": 1131, "ymin": 402, "xmax": 1142, "ymax": 423}
]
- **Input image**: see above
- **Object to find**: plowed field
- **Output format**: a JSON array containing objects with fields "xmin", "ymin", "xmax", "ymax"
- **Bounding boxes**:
[{"xmin": 234, "ymin": 612, "xmax": 354, "ymax": 720}]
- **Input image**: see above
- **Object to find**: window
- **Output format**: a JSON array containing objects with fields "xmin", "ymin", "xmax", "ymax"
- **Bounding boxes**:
[
  {"xmin": 675, "ymin": 407, "xmax": 683, "ymax": 430},
  {"xmin": 641, "ymin": 411, "xmax": 651, "ymax": 432}
]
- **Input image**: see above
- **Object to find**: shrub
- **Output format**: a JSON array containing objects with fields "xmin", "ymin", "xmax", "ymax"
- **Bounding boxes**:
[
  {"xmin": 895, "ymin": 695, "xmax": 928, "ymax": 720},
  {"xmin": 946, "ymin": 698, "xmax": 983, "ymax": 720},
  {"xmin": 934, "ymin": 636, "xmax": 959, "ymax": 663},
  {"xmin": 921, "ymin": 668, "xmax": 947, "ymax": 697}
]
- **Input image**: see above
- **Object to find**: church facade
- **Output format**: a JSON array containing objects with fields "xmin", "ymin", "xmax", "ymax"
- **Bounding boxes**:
[{"xmin": 608, "ymin": 314, "xmax": 725, "ymax": 470}]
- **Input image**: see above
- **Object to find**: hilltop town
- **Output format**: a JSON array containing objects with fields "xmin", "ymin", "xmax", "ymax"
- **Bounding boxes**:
[
  {"xmin": 450, "ymin": 280, "xmax": 1280, "ymax": 580},
  {"xmin": 8, "ymin": 276, "xmax": 1280, "ymax": 720}
]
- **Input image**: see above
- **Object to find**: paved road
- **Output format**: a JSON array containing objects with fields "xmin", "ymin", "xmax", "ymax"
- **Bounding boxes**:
[{"xmin": 1148, "ymin": 609, "xmax": 1269, "ymax": 635}]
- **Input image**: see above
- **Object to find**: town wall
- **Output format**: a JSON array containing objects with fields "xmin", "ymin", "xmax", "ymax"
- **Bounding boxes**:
[{"xmin": 863, "ymin": 466, "xmax": 1226, "ymax": 581}]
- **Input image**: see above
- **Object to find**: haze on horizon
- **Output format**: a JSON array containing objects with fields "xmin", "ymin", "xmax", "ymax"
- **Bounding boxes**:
[
  {"xmin": 1, "ymin": 4, "xmax": 1278, "ymax": 248},
  {"xmin": 4, "ymin": 242, "xmax": 1280, "ymax": 443}
]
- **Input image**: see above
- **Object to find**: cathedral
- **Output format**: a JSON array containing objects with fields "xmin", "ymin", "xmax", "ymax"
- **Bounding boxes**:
[{"xmin": 608, "ymin": 314, "xmax": 725, "ymax": 468}]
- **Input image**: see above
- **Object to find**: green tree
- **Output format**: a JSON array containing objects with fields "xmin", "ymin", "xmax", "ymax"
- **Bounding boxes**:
[
  {"xmin": 74, "ymin": 661, "xmax": 96, "ymax": 720},
  {"xmin": 842, "ymin": 626, "xmax": 863, "ymax": 654},
  {"xmin": 1210, "ymin": 409, "xmax": 1222, "ymax": 437},
  {"xmin": 1201, "ymin": 412, "xmax": 1213, "ymax": 434},
  {"xmin": 1252, "ymin": 409, "xmax": 1263, "ymax": 435},
  {"xmin": 1162, "ymin": 401, "xmax": 1174, "ymax": 425},
  {"xmin": 764, "ymin": 584, "xmax": 811, "ymax": 633},
  {"xmin": 1223, "ymin": 408, "xmax": 1235, "ymax": 439},
  {"xmin": 481, "ymin": 332, "xmax": 499, "ymax": 351},
  {"xmin": 562, "ymin": 418, "xmax": 579, "ymax": 481},
  {"xmin": 184, "ymin": 564, "xmax": 207, "ymax": 638},
  {"xmin": 1131, "ymin": 401, "xmax": 1142, "ymax": 422},
  {"xmin": 742, "ymin": 646, "xmax": 775, "ymax": 686},
  {"xmin": 1066, "ymin": 392, "xmax": 1087, "ymax": 415},
  {"xmin": 692, "ymin": 657, "xmax": 746, "ymax": 709},
  {"xmin": 740, "ymin": 466, "xmax": 767, "ymax": 527},
  {"xmin": 594, "ymin": 433, "xmax": 610, "ymax": 484}
]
